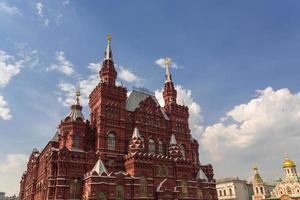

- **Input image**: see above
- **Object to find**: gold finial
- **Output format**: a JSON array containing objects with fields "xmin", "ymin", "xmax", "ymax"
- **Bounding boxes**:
[
  {"xmin": 164, "ymin": 57, "xmax": 172, "ymax": 82},
  {"xmin": 107, "ymin": 34, "xmax": 112, "ymax": 43},
  {"xmin": 253, "ymin": 164, "xmax": 258, "ymax": 171},
  {"xmin": 76, "ymin": 88, "xmax": 80, "ymax": 105},
  {"xmin": 163, "ymin": 57, "xmax": 172, "ymax": 68}
]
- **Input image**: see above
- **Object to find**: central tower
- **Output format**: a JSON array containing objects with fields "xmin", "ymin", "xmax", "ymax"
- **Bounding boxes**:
[{"xmin": 89, "ymin": 34, "xmax": 127, "ymax": 171}]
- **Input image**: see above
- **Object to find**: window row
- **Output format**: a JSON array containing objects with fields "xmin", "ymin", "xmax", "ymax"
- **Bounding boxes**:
[{"xmin": 107, "ymin": 132, "xmax": 186, "ymax": 158}]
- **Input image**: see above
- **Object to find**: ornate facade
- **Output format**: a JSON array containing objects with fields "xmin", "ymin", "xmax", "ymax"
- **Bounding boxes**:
[
  {"xmin": 19, "ymin": 35, "xmax": 217, "ymax": 200},
  {"xmin": 251, "ymin": 157, "xmax": 300, "ymax": 200}
]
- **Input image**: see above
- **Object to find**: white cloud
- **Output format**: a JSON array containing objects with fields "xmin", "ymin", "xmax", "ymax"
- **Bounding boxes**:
[
  {"xmin": 57, "ymin": 62, "xmax": 143, "ymax": 107},
  {"xmin": 48, "ymin": 51, "xmax": 75, "ymax": 76},
  {"xmin": 155, "ymin": 57, "xmax": 180, "ymax": 69},
  {"xmin": 0, "ymin": 96, "xmax": 12, "ymax": 120},
  {"xmin": 155, "ymin": 84, "xmax": 204, "ymax": 140},
  {"xmin": 44, "ymin": 18, "xmax": 50, "ymax": 26},
  {"xmin": 36, "ymin": 2, "xmax": 43, "ymax": 17},
  {"xmin": 0, "ymin": 154, "xmax": 28, "ymax": 196},
  {"xmin": 201, "ymin": 87, "xmax": 300, "ymax": 161},
  {"xmin": 0, "ymin": 2, "xmax": 21, "ymax": 15},
  {"xmin": 15, "ymin": 43, "xmax": 40, "ymax": 69},
  {"xmin": 62, "ymin": 0, "xmax": 69, "ymax": 6},
  {"xmin": 57, "ymin": 62, "xmax": 99, "ymax": 107},
  {"xmin": 118, "ymin": 66, "xmax": 142, "ymax": 85},
  {"xmin": 0, "ymin": 50, "xmax": 21, "ymax": 88}
]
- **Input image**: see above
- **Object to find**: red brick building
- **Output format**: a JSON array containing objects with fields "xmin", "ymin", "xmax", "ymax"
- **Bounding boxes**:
[{"xmin": 19, "ymin": 35, "xmax": 217, "ymax": 200}]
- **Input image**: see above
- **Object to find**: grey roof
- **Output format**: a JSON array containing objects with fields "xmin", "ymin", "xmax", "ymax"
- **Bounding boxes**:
[
  {"xmin": 126, "ymin": 89, "xmax": 169, "ymax": 120},
  {"xmin": 197, "ymin": 168, "xmax": 208, "ymax": 181},
  {"xmin": 66, "ymin": 107, "xmax": 84, "ymax": 121},
  {"xmin": 126, "ymin": 90, "xmax": 160, "ymax": 111},
  {"xmin": 50, "ymin": 131, "xmax": 59, "ymax": 142},
  {"xmin": 170, "ymin": 134, "xmax": 177, "ymax": 145},
  {"xmin": 216, "ymin": 177, "xmax": 247, "ymax": 184},
  {"xmin": 132, "ymin": 127, "xmax": 141, "ymax": 139},
  {"xmin": 92, "ymin": 158, "xmax": 108, "ymax": 176}
]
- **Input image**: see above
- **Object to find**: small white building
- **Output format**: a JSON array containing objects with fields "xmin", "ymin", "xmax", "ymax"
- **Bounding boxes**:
[{"xmin": 216, "ymin": 177, "xmax": 253, "ymax": 200}]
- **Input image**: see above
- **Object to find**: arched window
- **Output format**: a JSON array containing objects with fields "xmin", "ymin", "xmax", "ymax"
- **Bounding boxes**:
[
  {"xmin": 286, "ymin": 186, "xmax": 292, "ymax": 195},
  {"xmin": 181, "ymin": 180, "xmax": 188, "ymax": 197},
  {"xmin": 180, "ymin": 144, "xmax": 185, "ymax": 158},
  {"xmin": 158, "ymin": 140, "xmax": 164, "ymax": 155},
  {"xmin": 229, "ymin": 188, "xmax": 232, "ymax": 196},
  {"xmin": 156, "ymin": 165, "xmax": 162, "ymax": 176},
  {"xmin": 197, "ymin": 188, "xmax": 203, "ymax": 200},
  {"xmin": 139, "ymin": 176, "xmax": 147, "ymax": 197},
  {"xmin": 98, "ymin": 192, "xmax": 106, "ymax": 200},
  {"xmin": 70, "ymin": 178, "xmax": 82, "ymax": 199},
  {"xmin": 219, "ymin": 190, "xmax": 222, "ymax": 196},
  {"xmin": 260, "ymin": 186, "xmax": 264, "ymax": 194},
  {"xmin": 223, "ymin": 190, "xmax": 226, "ymax": 196},
  {"xmin": 148, "ymin": 139, "xmax": 155, "ymax": 154},
  {"xmin": 116, "ymin": 185, "xmax": 124, "ymax": 200},
  {"xmin": 73, "ymin": 134, "xmax": 80, "ymax": 148},
  {"xmin": 107, "ymin": 133, "xmax": 116, "ymax": 150},
  {"xmin": 256, "ymin": 187, "xmax": 259, "ymax": 194}
]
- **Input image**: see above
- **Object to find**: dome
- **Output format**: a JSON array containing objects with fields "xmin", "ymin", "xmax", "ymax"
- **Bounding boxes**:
[{"xmin": 283, "ymin": 158, "xmax": 296, "ymax": 168}]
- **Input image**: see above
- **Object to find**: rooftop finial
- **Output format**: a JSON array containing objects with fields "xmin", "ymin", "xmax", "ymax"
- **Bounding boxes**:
[
  {"xmin": 105, "ymin": 34, "xmax": 113, "ymax": 60},
  {"xmin": 107, "ymin": 34, "xmax": 112, "ymax": 43},
  {"xmin": 76, "ymin": 88, "xmax": 80, "ymax": 105},
  {"xmin": 164, "ymin": 57, "xmax": 172, "ymax": 82}
]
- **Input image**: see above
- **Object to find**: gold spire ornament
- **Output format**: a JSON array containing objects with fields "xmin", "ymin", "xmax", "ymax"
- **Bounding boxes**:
[
  {"xmin": 105, "ymin": 34, "xmax": 113, "ymax": 60},
  {"xmin": 164, "ymin": 57, "xmax": 172, "ymax": 82},
  {"xmin": 76, "ymin": 88, "xmax": 81, "ymax": 105},
  {"xmin": 163, "ymin": 57, "xmax": 172, "ymax": 68},
  {"xmin": 107, "ymin": 34, "xmax": 112, "ymax": 43}
]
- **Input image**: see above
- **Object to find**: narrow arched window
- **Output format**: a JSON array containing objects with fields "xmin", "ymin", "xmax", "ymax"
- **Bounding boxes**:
[
  {"xmin": 180, "ymin": 144, "xmax": 185, "ymax": 158},
  {"xmin": 139, "ymin": 176, "xmax": 147, "ymax": 197},
  {"xmin": 73, "ymin": 134, "xmax": 80, "ymax": 148},
  {"xmin": 181, "ymin": 180, "xmax": 188, "ymax": 197},
  {"xmin": 286, "ymin": 186, "xmax": 292, "ymax": 195},
  {"xmin": 107, "ymin": 133, "xmax": 116, "ymax": 150},
  {"xmin": 148, "ymin": 139, "xmax": 155, "ymax": 154},
  {"xmin": 70, "ymin": 178, "xmax": 82, "ymax": 199},
  {"xmin": 99, "ymin": 192, "xmax": 106, "ymax": 200},
  {"xmin": 260, "ymin": 186, "xmax": 264, "ymax": 194},
  {"xmin": 116, "ymin": 185, "xmax": 124, "ymax": 200},
  {"xmin": 229, "ymin": 188, "xmax": 232, "ymax": 196},
  {"xmin": 256, "ymin": 187, "xmax": 259, "ymax": 194},
  {"xmin": 158, "ymin": 140, "xmax": 164, "ymax": 155}
]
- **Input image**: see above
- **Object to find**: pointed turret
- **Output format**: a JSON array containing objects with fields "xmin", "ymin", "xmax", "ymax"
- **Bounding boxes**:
[
  {"xmin": 59, "ymin": 89, "xmax": 86, "ymax": 150},
  {"xmin": 92, "ymin": 158, "xmax": 109, "ymax": 176},
  {"xmin": 162, "ymin": 58, "xmax": 177, "ymax": 106},
  {"xmin": 100, "ymin": 34, "xmax": 117, "ymax": 85},
  {"xmin": 253, "ymin": 165, "xmax": 263, "ymax": 184},
  {"xmin": 168, "ymin": 134, "xmax": 182, "ymax": 158},
  {"xmin": 170, "ymin": 134, "xmax": 177, "ymax": 145},
  {"xmin": 65, "ymin": 89, "xmax": 84, "ymax": 122},
  {"xmin": 128, "ymin": 127, "xmax": 144, "ymax": 154},
  {"xmin": 196, "ymin": 168, "xmax": 209, "ymax": 182}
]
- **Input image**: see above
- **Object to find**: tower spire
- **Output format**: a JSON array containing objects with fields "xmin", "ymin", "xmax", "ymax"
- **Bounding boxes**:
[
  {"xmin": 100, "ymin": 34, "xmax": 117, "ymax": 85},
  {"xmin": 162, "ymin": 57, "xmax": 177, "ymax": 105},
  {"xmin": 105, "ymin": 34, "xmax": 113, "ymax": 60},
  {"xmin": 164, "ymin": 57, "xmax": 172, "ymax": 82}
]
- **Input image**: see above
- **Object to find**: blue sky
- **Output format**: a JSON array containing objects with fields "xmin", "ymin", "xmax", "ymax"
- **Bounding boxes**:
[{"xmin": 1, "ymin": 0, "xmax": 300, "ymax": 195}]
